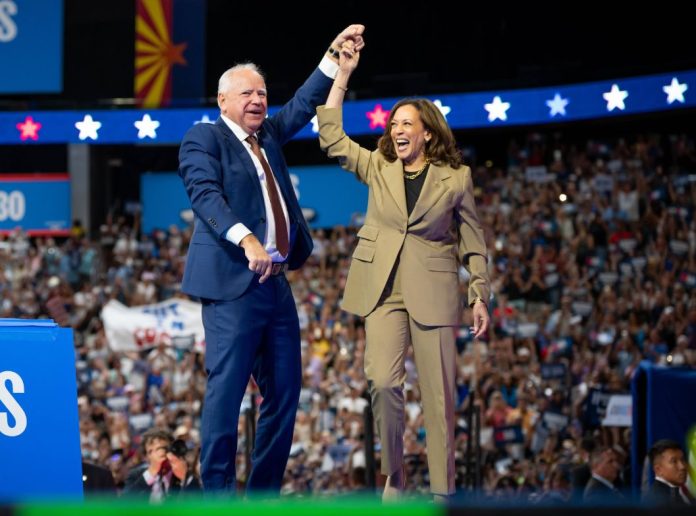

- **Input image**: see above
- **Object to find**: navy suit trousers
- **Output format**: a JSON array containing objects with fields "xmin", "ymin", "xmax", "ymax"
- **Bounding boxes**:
[{"xmin": 199, "ymin": 273, "xmax": 301, "ymax": 494}]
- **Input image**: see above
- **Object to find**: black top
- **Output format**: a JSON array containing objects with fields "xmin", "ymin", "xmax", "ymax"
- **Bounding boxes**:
[
  {"xmin": 123, "ymin": 464, "xmax": 202, "ymax": 499},
  {"xmin": 82, "ymin": 461, "xmax": 116, "ymax": 494},
  {"xmin": 583, "ymin": 476, "xmax": 624, "ymax": 502},
  {"xmin": 404, "ymin": 164, "xmax": 429, "ymax": 216}
]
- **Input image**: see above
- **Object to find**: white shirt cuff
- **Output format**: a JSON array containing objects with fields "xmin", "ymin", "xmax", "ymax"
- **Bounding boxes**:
[
  {"xmin": 226, "ymin": 223, "xmax": 252, "ymax": 245},
  {"xmin": 318, "ymin": 56, "xmax": 339, "ymax": 80}
]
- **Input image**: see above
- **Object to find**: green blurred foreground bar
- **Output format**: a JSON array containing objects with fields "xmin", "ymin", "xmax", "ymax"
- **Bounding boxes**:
[
  {"xmin": 17, "ymin": 499, "xmax": 438, "ymax": 516},
  {"xmin": 10, "ymin": 499, "xmax": 696, "ymax": 516}
]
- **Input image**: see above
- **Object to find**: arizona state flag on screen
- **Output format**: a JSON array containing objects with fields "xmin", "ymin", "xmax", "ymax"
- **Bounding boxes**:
[{"xmin": 135, "ymin": 0, "xmax": 205, "ymax": 108}]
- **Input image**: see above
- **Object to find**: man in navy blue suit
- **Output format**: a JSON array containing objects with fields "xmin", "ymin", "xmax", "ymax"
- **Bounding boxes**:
[{"xmin": 178, "ymin": 25, "xmax": 365, "ymax": 495}]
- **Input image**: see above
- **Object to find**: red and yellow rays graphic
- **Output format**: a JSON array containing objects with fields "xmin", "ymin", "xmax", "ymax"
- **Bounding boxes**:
[{"xmin": 135, "ymin": 0, "xmax": 188, "ymax": 108}]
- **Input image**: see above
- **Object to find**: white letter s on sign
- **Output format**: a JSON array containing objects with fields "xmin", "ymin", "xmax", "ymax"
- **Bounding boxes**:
[
  {"xmin": 0, "ymin": 0, "xmax": 18, "ymax": 43},
  {"xmin": 0, "ymin": 370, "xmax": 27, "ymax": 437}
]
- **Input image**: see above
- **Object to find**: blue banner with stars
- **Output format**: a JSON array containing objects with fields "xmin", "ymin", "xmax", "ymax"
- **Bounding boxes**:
[{"xmin": 1, "ymin": 68, "xmax": 694, "ymax": 145}]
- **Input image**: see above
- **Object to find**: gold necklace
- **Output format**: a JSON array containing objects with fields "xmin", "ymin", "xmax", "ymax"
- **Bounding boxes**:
[{"xmin": 403, "ymin": 161, "xmax": 429, "ymax": 180}]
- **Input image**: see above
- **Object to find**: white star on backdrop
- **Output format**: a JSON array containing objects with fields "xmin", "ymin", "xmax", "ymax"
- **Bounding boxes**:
[
  {"xmin": 194, "ymin": 114, "xmax": 214, "ymax": 125},
  {"xmin": 433, "ymin": 99, "xmax": 452, "ymax": 119},
  {"xmin": 310, "ymin": 115, "xmax": 319, "ymax": 134},
  {"xmin": 484, "ymin": 96, "xmax": 511, "ymax": 122},
  {"xmin": 663, "ymin": 77, "xmax": 688, "ymax": 104},
  {"xmin": 75, "ymin": 114, "xmax": 102, "ymax": 141},
  {"xmin": 134, "ymin": 114, "xmax": 160, "ymax": 139},
  {"xmin": 603, "ymin": 84, "xmax": 628, "ymax": 111},
  {"xmin": 546, "ymin": 93, "xmax": 569, "ymax": 117}
]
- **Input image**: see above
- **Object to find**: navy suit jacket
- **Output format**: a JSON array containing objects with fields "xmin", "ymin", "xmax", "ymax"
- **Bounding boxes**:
[
  {"xmin": 644, "ymin": 479, "xmax": 690, "ymax": 506},
  {"xmin": 179, "ymin": 67, "xmax": 330, "ymax": 301}
]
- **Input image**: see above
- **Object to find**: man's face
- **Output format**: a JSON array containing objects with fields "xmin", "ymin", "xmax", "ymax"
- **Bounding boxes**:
[
  {"xmin": 595, "ymin": 450, "xmax": 621, "ymax": 482},
  {"xmin": 218, "ymin": 69, "xmax": 267, "ymax": 135},
  {"xmin": 654, "ymin": 448, "xmax": 688, "ymax": 486},
  {"xmin": 145, "ymin": 438, "xmax": 169, "ymax": 468}
]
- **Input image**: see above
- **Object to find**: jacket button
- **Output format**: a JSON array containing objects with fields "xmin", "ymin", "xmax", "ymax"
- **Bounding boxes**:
[
  {"xmin": 399, "ymin": 228, "xmax": 405, "ymax": 234},
  {"xmin": 260, "ymin": 217, "xmax": 266, "ymax": 223}
]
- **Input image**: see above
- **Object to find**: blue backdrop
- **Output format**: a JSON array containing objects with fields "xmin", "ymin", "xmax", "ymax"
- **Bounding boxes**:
[
  {"xmin": 141, "ymin": 166, "xmax": 368, "ymax": 233},
  {"xmin": 289, "ymin": 165, "xmax": 368, "ymax": 229},
  {"xmin": 141, "ymin": 172, "xmax": 191, "ymax": 234}
]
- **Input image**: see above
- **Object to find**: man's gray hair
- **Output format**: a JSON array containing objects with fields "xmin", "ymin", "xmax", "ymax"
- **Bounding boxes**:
[{"xmin": 218, "ymin": 63, "xmax": 265, "ymax": 94}]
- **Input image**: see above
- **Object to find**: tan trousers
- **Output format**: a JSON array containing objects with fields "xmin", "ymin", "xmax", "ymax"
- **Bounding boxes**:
[{"xmin": 364, "ymin": 260, "xmax": 457, "ymax": 495}]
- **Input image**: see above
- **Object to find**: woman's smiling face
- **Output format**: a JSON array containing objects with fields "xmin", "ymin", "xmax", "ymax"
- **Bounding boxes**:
[{"xmin": 390, "ymin": 104, "xmax": 431, "ymax": 168}]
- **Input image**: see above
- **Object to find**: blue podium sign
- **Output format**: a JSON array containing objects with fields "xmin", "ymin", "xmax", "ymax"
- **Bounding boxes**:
[{"xmin": 0, "ymin": 319, "xmax": 82, "ymax": 501}]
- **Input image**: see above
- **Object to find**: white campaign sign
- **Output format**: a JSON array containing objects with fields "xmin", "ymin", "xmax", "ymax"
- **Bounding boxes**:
[
  {"xmin": 601, "ymin": 394, "xmax": 632, "ymax": 427},
  {"xmin": 101, "ymin": 298, "xmax": 205, "ymax": 352}
]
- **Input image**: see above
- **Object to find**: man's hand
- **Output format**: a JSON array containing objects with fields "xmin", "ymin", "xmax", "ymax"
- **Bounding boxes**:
[
  {"xmin": 240, "ymin": 234, "xmax": 272, "ymax": 283},
  {"xmin": 331, "ymin": 24, "xmax": 365, "ymax": 53},
  {"xmin": 147, "ymin": 457, "xmax": 166, "ymax": 477},
  {"xmin": 167, "ymin": 452, "xmax": 188, "ymax": 482},
  {"xmin": 146, "ymin": 442, "xmax": 168, "ymax": 476},
  {"xmin": 471, "ymin": 301, "xmax": 490, "ymax": 339}
]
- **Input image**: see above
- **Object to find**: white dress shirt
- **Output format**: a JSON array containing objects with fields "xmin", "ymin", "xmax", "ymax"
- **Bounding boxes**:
[
  {"xmin": 143, "ymin": 468, "xmax": 171, "ymax": 502},
  {"xmin": 221, "ymin": 115, "xmax": 291, "ymax": 262}
]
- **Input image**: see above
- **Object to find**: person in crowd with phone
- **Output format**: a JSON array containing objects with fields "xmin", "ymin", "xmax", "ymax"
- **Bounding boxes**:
[{"xmin": 123, "ymin": 428, "xmax": 200, "ymax": 501}]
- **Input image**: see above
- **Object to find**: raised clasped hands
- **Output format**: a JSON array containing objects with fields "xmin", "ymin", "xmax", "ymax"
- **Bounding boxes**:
[{"xmin": 331, "ymin": 24, "xmax": 365, "ymax": 53}]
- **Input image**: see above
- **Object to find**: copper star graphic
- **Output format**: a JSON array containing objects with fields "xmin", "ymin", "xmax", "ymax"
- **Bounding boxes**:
[
  {"xmin": 163, "ymin": 41, "xmax": 188, "ymax": 66},
  {"xmin": 366, "ymin": 104, "xmax": 390, "ymax": 129},
  {"xmin": 16, "ymin": 116, "xmax": 42, "ymax": 141}
]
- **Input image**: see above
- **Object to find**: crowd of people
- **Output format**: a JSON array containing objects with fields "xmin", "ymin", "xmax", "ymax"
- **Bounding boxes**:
[{"xmin": 1, "ymin": 126, "xmax": 695, "ymax": 502}]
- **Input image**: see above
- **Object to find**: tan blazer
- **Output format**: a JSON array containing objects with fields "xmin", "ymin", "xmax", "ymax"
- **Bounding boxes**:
[{"xmin": 317, "ymin": 106, "xmax": 490, "ymax": 327}]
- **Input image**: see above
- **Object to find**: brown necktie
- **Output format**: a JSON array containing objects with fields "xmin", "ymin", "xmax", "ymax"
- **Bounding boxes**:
[{"xmin": 246, "ymin": 135, "xmax": 289, "ymax": 257}]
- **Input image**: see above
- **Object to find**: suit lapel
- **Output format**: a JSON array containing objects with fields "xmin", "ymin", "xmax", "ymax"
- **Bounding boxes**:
[
  {"xmin": 408, "ymin": 164, "xmax": 451, "ymax": 224},
  {"xmin": 383, "ymin": 161, "xmax": 408, "ymax": 219},
  {"xmin": 215, "ymin": 118, "xmax": 265, "ymax": 199}
]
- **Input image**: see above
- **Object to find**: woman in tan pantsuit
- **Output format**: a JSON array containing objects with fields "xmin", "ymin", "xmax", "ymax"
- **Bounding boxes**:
[{"xmin": 318, "ymin": 41, "xmax": 491, "ymax": 501}]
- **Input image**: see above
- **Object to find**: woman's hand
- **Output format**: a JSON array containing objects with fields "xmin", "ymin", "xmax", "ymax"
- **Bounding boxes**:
[
  {"xmin": 326, "ymin": 39, "xmax": 363, "ymax": 107},
  {"xmin": 339, "ymin": 39, "xmax": 360, "ymax": 73},
  {"xmin": 471, "ymin": 301, "xmax": 490, "ymax": 339}
]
